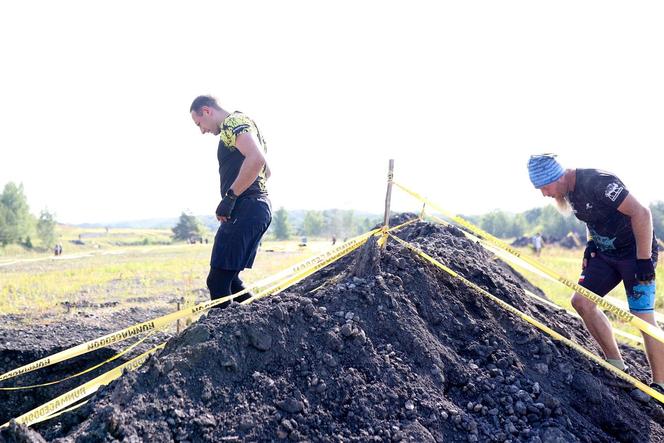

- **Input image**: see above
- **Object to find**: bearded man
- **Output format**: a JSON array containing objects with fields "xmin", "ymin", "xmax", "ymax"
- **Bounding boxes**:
[{"xmin": 527, "ymin": 154, "xmax": 662, "ymax": 392}]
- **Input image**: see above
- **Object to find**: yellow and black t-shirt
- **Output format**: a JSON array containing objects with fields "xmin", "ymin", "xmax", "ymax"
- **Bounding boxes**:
[{"xmin": 217, "ymin": 111, "xmax": 268, "ymax": 198}]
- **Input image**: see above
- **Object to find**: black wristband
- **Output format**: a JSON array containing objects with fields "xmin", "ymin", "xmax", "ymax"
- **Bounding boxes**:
[
  {"xmin": 636, "ymin": 258, "xmax": 656, "ymax": 282},
  {"xmin": 216, "ymin": 196, "xmax": 237, "ymax": 218},
  {"xmin": 583, "ymin": 241, "xmax": 598, "ymax": 261}
]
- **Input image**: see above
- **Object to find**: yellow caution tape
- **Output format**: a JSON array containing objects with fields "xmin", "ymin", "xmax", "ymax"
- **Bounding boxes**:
[
  {"xmin": 520, "ymin": 289, "xmax": 644, "ymax": 345},
  {"xmin": 0, "ymin": 327, "xmax": 161, "ymax": 391},
  {"xmin": 0, "ymin": 227, "xmax": 387, "ymax": 384},
  {"xmin": 246, "ymin": 232, "xmax": 371, "ymax": 303},
  {"xmin": 38, "ymin": 400, "xmax": 89, "ymax": 426},
  {"xmin": 393, "ymin": 181, "xmax": 664, "ymax": 346},
  {"xmin": 425, "ymin": 212, "xmax": 645, "ymax": 345},
  {"xmin": 244, "ymin": 218, "xmax": 419, "ymax": 304},
  {"xmin": 2, "ymin": 344, "xmax": 165, "ymax": 428},
  {"xmin": 2, "ymin": 219, "xmax": 420, "ymax": 427},
  {"xmin": 388, "ymin": 233, "xmax": 664, "ymax": 404},
  {"xmin": 604, "ymin": 294, "xmax": 664, "ymax": 325}
]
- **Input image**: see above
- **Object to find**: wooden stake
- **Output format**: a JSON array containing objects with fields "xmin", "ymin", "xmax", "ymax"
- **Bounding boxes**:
[{"xmin": 383, "ymin": 159, "xmax": 394, "ymax": 229}]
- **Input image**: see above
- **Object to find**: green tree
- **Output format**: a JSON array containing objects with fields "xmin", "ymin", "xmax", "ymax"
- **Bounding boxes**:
[
  {"xmin": 0, "ymin": 204, "xmax": 11, "ymax": 246},
  {"xmin": 172, "ymin": 212, "xmax": 204, "ymax": 241},
  {"xmin": 356, "ymin": 216, "xmax": 380, "ymax": 235},
  {"xmin": 509, "ymin": 213, "xmax": 527, "ymax": 238},
  {"xmin": 651, "ymin": 201, "xmax": 664, "ymax": 240},
  {"xmin": 273, "ymin": 207, "xmax": 291, "ymax": 240},
  {"xmin": 523, "ymin": 207, "xmax": 542, "ymax": 226},
  {"xmin": 0, "ymin": 182, "xmax": 32, "ymax": 246},
  {"xmin": 480, "ymin": 211, "xmax": 512, "ymax": 238},
  {"xmin": 539, "ymin": 205, "xmax": 584, "ymax": 239},
  {"xmin": 302, "ymin": 210, "xmax": 324, "ymax": 236},
  {"xmin": 342, "ymin": 210, "xmax": 356, "ymax": 237},
  {"xmin": 322, "ymin": 209, "xmax": 341, "ymax": 237},
  {"xmin": 36, "ymin": 209, "xmax": 57, "ymax": 248}
]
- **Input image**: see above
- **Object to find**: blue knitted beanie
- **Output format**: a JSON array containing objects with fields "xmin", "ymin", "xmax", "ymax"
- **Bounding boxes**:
[{"xmin": 528, "ymin": 154, "xmax": 564, "ymax": 189}]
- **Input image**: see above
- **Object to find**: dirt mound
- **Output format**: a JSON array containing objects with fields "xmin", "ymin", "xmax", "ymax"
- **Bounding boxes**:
[
  {"xmin": 0, "ymin": 308, "xmax": 172, "ymax": 427},
  {"xmin": 558, "ymin": 232, "xmax": 583, "ymax": 249},
  {"xmin": 4, "ymin": 219, "xmax": 664, "ymax": 442},
  {"xmin": 510, "ymin": 236, "xmax": 531, "ymax": 248}
]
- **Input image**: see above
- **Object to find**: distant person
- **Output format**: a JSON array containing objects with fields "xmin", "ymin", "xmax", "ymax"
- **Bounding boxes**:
[
  {"xmin": 528, "ymin": 154, "xmax": 663, "ymax": 392},
  {"xmin": 299, "ymin": 236, "xmax": 308, "ymax": 247},
  {"xmin": 190, "ymin": 95, "xmax": 272, "ymax": 307},
  {"xmin": 332, "ymin": 235, "xmax": 337, "ymax": 245},
  {"xmin": 532, "ymin": 232, "xmax": 543, "ymax": 256}
]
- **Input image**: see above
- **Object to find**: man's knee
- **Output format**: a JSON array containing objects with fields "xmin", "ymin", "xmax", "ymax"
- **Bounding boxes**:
[{"xmin": 571, "ymin": 292, "xmax": 597, "ymax": 316}]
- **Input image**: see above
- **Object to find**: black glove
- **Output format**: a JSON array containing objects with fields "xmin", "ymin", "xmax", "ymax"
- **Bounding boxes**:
[
  {"xmin": 216, "ymin": 193, "xmax": 237, "ymax": 218},
  {"xmin": 583, "ymin": 240, "xmax": 598, "ymax": 261},
  {"xmin": 636, "ymin": 258, "xmax": 656, "ymax": 282}
]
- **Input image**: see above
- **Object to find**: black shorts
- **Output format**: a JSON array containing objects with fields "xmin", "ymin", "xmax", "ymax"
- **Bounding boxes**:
[
  {"xmin": 578, "ymin": 251, "xmax": 659, "ymax": 314},
  {"xmin": 210, "ymin": 196, "xmax": 271, "ymax": 271}
]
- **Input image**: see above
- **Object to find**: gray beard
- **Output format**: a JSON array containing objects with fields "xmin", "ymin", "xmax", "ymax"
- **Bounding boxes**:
[{"xmin": 554, "ymin": 195, "xmax": 573, "ymax": 217}]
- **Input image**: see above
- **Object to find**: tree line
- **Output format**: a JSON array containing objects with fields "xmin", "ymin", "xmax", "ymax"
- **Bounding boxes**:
[
  {"xmin": 158, "ymin": 203, "xmax": 664, "ymax": 243},
  {"xmin": 4, "ymin": 179, "xmax": 662, "ymax": 247},
  {"xmin": 0, "ymin": 182, "xmax": 56, "ymax": 249},
  {"xmin": 172, "ymin": 208, "xmax": 383, "ymax": 242},
  {"xmin": 463, "ymin": 202, "xmax": 664, "ymax": 241},
  {"xmin": 268, "ymin": 208, "xmax": 382, "ymax": 240}
]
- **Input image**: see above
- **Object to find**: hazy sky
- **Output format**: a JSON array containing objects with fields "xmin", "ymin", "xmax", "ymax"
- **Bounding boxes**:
[{"xmin": 1, "ymin": 1, "xmax": 663, "ymax": 224}]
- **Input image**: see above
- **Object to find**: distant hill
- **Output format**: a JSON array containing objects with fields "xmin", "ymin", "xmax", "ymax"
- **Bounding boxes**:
[
  {"xmin": 75, "ymin": 209, "xmax": 382, "ymax": 233},
  {"xmin": 77, "ymin": 218, "xmax": 180, "ymax": 230}
]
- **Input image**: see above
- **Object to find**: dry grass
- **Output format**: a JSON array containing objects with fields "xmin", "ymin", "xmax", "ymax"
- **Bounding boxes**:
[
  {"xmin": 504, "ymin": 244, "xmax": 664, "ymax": 341},
  {"xmin": 0, "ymin": 228, "xmax": 334, "ymax": 322}
]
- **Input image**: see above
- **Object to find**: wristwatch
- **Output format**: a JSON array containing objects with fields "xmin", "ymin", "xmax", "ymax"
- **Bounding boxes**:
[{"xmin": 226, "ymin": 189, "xmax": 238, "ymax": 199}]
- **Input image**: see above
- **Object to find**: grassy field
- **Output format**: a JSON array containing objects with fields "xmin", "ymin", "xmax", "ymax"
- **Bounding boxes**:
[
  {"xmin": 0, "ymin": 226, "xmax": 334, "ymax": 322},
  {"xmin": 2, "ymin": 225, "xmax": 662, "ymax": 344},
  {"xmin": 503, "ymin": 244, "xmax": 664, "ymax": 342}
]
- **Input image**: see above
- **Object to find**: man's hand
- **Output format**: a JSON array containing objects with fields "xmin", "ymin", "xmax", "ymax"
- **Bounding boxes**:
[
  {"xmin": 636, "ymin": 258, "xmax": 656, "ymax": 283},
  {"xmin": 216, "ymin": 194, "xmax": 237, "ymax": 223},
  {"xmin": 582, "ymin": 240, "xmax": 597, "ymax": 269}
]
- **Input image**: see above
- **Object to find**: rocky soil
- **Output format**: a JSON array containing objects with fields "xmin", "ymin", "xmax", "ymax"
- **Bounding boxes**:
[{"xmin": 2, "ymin": 217, "xmax": 663, "ymax": 442}]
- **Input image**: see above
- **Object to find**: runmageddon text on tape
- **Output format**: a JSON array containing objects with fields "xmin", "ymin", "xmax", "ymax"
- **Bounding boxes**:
[
  {"xmin": 1, "ymin": 220, "xmax": 420, "ymax": 426},
  {"xmin": 0, "ymin": 222, "xmax": 418, "ymax": 386},
  {"xmin": 0, "ymin": 231, "xmax": 376, "ymax": 384},
  {"xmin": 388, "ymin": 233, "xmax": 664, "ymax": 405},
  {"xmin": 2, "ymin": 344, "xmax": 164, "ymax": 428},
  {"xmin": 423, "ymin": 212, "xmax": 645, "ymax": 346},
  {"xmin": 392, "ymin": 181, "xmax": 664, "ymax": 347}
]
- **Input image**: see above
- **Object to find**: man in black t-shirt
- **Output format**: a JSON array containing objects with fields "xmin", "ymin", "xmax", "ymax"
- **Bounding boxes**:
[
  {"xmin": 190, "ymin": 95, "xmax": 272, "ymax": 307},
  {"xmin": 528, "ymin": 154, "xmax": 663, "ymax": 392}
]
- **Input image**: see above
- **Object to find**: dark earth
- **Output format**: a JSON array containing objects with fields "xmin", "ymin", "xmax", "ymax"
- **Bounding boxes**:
[{"xmin": 2, "ymin": 215, "xmax": 664, "ymax": 442}]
